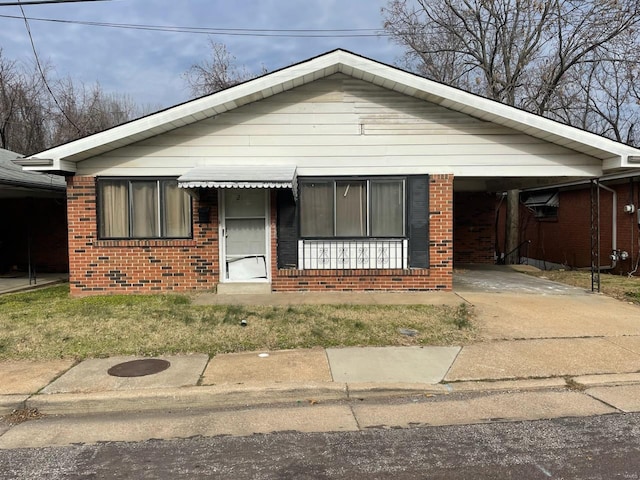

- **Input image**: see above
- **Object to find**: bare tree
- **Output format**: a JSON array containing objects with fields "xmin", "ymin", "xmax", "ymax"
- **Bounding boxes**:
[
  {"xmin": 184, "ymin": 41, "xmax": 261, "ymax": 97},
  {"xmin": 0, "ymin": 49, "xmax": 142, "ymax": 155},
  {"xmin": 50, "ymin": 78, "xmax": 139, "ymax": 146},
  {"xmin": 383, "ymin": 0, "xmax": 640, "ymax": 143},
  {"xmin": 0, "ymin": 50, "xmax": 49, "ymax": 154}
]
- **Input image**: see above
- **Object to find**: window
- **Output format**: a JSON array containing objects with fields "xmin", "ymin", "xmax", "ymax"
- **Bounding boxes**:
[
  {"xmin": 98, "ymin": 179, "xmax": 192, "ymax": 239},
  {"xmin": 300, "ymin": 178, "xmax": 405, "ymax": 238},
  {"xmin": 522, "ymin": 191, "xmax": 559, "ymax": 220}
]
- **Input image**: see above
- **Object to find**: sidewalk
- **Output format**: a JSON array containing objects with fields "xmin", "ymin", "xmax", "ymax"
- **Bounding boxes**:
[{"xmin": 2, "ymin": 286, "xmax": 640, "ymax": 448}]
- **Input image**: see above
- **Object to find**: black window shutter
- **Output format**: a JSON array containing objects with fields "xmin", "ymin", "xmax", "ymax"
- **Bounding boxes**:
[
  {"xmin": 276, "ymin": 189, "xmax": 298, "ymax": 269},
  {"xmin": 408, "ymin": 175, "xmax": 429, "ymax": 268}
]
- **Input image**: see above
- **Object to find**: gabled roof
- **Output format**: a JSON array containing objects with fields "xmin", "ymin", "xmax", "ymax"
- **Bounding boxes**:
[{"xmin": 16, "ymin": 49, "xmax": 640, "ymax": 174}]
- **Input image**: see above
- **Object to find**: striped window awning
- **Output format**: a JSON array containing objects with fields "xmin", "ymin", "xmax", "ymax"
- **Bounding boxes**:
[{"xmin": 178, "ymin": 165, "xmax": 297, "ymax": 196}]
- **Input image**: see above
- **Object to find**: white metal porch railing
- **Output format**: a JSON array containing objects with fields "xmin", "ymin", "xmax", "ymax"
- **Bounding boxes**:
[{"xmin": 298, "ymin": 239, "xmax": 408, "ymax": 270}]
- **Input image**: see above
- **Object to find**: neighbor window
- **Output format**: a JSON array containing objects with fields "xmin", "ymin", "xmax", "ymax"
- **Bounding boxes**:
[
  {"xmin": 300, "ymin": 178, "xmax": 405, "ymax": 238},
  {"xmin": 98, "ymin": 179, "xmax": 192, "ymax": 239}
]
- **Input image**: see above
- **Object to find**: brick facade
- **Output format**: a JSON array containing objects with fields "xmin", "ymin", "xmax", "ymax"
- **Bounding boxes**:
[
  {"xmin": 67, "ymin": 176, "xmax": 218, "ymax": 296},
  {"xmin": 453, "ymin": 192, "xmax": 497, "ymax": 264},
  {"xmin": 271, "ymin": 174, "xmax": 455, "ymax": 291},
  {"xmin": 67, "ymin": 174, "xmax": 457, "ymax": 295},
  {"xmin": 507, "ymin": 181, "xmax": 640, "ymax": 274}
]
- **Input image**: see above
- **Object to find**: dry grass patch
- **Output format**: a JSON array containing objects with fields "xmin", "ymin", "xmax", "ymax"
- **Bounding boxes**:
[
  {"xmin": 0, "ymin": 285, "xmax": 477, "ymax": 360},
  {"xmin": 531, "ymin": 270, "xmax": 640, "ymax": 303}
]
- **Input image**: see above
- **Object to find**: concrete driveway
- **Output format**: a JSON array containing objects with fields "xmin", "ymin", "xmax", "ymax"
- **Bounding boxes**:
[
  {"xmin": 453, "ymin": 264, "xmax": 640, "ymax": 341},
  {"xmin": 454, "ymin": 264, "xmax": 587, "ymax": 295}
]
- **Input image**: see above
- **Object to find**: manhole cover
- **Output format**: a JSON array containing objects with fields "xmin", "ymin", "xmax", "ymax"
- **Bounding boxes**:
[{"xmin": 107, "ymin": 359, "xmax": 171, "ymax": 377}]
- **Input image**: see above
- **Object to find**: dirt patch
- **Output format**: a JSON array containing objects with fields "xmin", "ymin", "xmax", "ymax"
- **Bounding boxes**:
[{"xmin": 2, "ymin": 408, "xmax": 44, "ymax": 426}]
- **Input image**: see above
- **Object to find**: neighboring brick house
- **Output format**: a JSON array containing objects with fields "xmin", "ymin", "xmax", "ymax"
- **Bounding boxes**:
[
  {"xmin": 16, "ymin": 50, "xmax": 640, "ymax": 295},
  {"xmin": 497, "ymin": 174, "xmax": 640, "ymax": 275},
  {"xmin": 0, "ymin": 148, "xmax": 68, "ymax": 275}
]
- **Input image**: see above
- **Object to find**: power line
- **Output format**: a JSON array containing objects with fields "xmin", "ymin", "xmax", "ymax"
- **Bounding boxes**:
[
  {"xmin": 0, "ymin": 12, "xmax": 388, "ymax": 37},
  {"xmin": 0, "ymin": 0, "xmax": 110, "ymax": 5},
  {"xmin": 17, "ymin": 1, "xmax": 81, "ymax": 133}
]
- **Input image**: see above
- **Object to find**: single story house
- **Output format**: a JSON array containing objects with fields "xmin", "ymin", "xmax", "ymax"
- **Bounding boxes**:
[
  {"xmin": 0, "ymin": 148, "xmax": 68, "ymax": 276},
  {"xmin": 16, "ymin": 50, "xmax": 640, "ymax": 296}
]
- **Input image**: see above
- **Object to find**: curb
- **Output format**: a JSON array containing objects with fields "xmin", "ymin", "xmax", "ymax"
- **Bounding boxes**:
[
  {"xmin": 0, "ymin": 395, "xmax": 29, "ymax": 415},
  {"xmin": 25, "ymin": 383, "xmax": 348, "ymax": 416},
  {"xmin": 5, "ymin": 373, "xmax": 640, "ymax": 418}
]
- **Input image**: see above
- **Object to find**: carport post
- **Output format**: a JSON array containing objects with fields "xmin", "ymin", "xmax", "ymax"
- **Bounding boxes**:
[
  {"xmin": 590, "ymin": 178, "xmax": 601, "ymax": 293},
  {"xmin": 505, "ymin": 189, "xmax": 520, "ymax": 265}
]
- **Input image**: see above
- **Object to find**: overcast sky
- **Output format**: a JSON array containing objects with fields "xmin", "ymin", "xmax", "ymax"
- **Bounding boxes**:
[{"xmin": 0, "ymin": 0, "xmax": 403, "ymax": 110}]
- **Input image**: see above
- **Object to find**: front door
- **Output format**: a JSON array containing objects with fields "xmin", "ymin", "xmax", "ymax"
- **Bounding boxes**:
[{"xmin": 221, "ymin": 189, "xmax": 269, "ymax": 281}]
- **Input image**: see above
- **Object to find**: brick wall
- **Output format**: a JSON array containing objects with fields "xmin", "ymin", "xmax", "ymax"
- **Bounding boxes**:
[
  {"xmin": 67, "ymin": 176, "xmax": 218, "ymax": 296},
  {"xmin": 513, "ymin": 182, "xmax": 640, "ymax": 274},
  {"xmin": 69, "ymin": 174, "xmax": 457, "ymax": 294},
  {"xmin": 271, "ymin": 174, "xmax": 454, "ymax": 291},
  {"xmin": 453, "ymin": 192, "xmax": 496, "ymax": 264}
]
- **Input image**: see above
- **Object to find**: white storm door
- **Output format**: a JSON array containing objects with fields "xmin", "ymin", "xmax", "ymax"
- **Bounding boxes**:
[{"xmin": 221, "ymin": 189, "xmax": 269, "ymax": 281}]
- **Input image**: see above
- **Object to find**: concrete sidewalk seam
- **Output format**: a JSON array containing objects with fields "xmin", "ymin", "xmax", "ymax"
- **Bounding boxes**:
[
  {"xmin": 603, "ymin": 336, "xmax": 640, "ymax": 356},
  {"xmin": 583, "ymin": 391, "xmax": 626, "ymax": 413},
  {"xmin": 442, "ymin": 346, "xmax": 463, "ymax": 382}
]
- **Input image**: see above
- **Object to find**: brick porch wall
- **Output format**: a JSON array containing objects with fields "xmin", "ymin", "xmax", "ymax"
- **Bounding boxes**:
[
  {"xmin": 271, "ymin": 174, "xmax": 454, "ymax": 291},
  {"xmin": 67, "ymin": 176, "xmax": 218, "ymax": 296}
]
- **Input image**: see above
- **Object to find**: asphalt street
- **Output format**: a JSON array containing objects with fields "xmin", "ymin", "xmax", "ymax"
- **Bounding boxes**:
[{"xmin": 1, "ymin": 412, "xmax": 639, "ymax": 479}]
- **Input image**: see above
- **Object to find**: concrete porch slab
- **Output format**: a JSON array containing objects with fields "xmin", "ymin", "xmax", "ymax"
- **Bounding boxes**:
[
  {"xmin": 202, "ymin": 348, "xmax": 332, "ymax": 385},
  {"xmin": 326, "ymin": 346, "xmax": 461, "ymax": 384},
  {"xmin": 216, "ymin": 283, "xmax": 272, "ymax": 295},
  {"xmin": 41, "ymin": 354, "xmax": 209, "ymax": 394}
]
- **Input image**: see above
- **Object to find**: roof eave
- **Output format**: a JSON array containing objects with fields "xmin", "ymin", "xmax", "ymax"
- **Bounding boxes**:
[
  {"xmin": 15, "ymin": 157, "xmax": 76, "ymax": 175},
  {"xmin": 17, "ymin": 49, "xmax": 640, "ymax": 166}
]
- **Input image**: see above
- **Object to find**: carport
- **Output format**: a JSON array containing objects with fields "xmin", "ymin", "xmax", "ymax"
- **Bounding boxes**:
[{"xmin": 0, "ymin": 148, "xmax": 68, "ymax": 282}]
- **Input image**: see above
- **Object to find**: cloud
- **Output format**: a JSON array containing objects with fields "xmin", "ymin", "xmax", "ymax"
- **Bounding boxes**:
[{"xmin": 0, "ymin": 0, "xmax": 403, "ymax": 108}]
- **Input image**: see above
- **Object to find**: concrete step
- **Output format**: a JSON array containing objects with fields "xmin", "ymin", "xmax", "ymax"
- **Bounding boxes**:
[{"xmin": 216, "ymin": 283, "xmax": 272, "ymax": 295}]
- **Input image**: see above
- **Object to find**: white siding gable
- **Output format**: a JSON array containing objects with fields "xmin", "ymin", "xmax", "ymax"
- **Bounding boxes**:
[{"xmin": 77, "ymin": 74, "xmax": 601, "ymax": 178}]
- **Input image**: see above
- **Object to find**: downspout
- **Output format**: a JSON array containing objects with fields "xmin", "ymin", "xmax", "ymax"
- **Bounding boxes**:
[{"xmin": 599, "ymin": 183, "xmax": 618, "ymax": 270}]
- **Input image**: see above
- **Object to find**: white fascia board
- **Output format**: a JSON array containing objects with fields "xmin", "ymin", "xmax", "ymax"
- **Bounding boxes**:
[
  {"xmin": 603, "ymin": 154, "xmax": 640, "ymax": 171},
  {"xmin": 21, "ymin": 158, "xmax": 76, "ymax": 174}
]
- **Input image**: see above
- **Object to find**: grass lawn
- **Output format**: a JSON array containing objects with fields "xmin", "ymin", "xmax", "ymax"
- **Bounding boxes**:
[
  {"xmin": 0, "ymin": 285, "xmax": 476, "ymax": 360},
  {"xmin": 531, "ymin": 270, "xmax": 640, "ymax": 303}
]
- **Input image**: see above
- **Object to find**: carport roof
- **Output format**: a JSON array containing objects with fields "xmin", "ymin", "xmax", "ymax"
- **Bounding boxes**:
[
  {"xmin": 0, "ymin": 148, "xmax": 65, "ymax": 192},
  {"xmin": 14, "ymin": 49, "xmax": 640, "ymax": 175}
]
